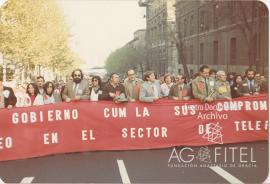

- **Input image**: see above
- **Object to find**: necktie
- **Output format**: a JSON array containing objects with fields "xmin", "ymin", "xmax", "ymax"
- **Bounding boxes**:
[
  {"xmin": 179, "ymin": 85, "xmax": 183, "ymax": 99},
  {"xmin": 74, "ymin": 84, "xmax": 79, "ymax": 95},
  {"xmin": 249, "ymin": 80, "xmax": 253, "ymax": 93},
  {"xmin": 180, "ymin": 86, "xmax": 183, "ymax": 91},
  {"xmin": 205, "ymin": 78, "xmax": 208, "ymax": 96}
]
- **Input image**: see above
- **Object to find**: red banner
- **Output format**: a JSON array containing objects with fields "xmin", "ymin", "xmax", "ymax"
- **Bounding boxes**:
[{"xmin": 0, "ymin": 95, "xmax": 268, "ymax": 161}]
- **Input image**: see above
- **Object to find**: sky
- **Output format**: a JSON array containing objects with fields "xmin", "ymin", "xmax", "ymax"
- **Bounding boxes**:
[{"xmin": 58, "ymin": 0, "xmax": 146, "ymax": 68}]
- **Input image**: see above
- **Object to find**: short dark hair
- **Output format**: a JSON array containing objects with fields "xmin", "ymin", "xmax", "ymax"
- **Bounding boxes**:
[
  {"xmin": 143, "ymin": 71, "xmax": 155, "ymax": 81},
  {"xmin": 92, "ymin": 75, "xmax": 102, "ymax": 85},
  {"xmin": 199, "ymin": 65, "xmax": 210, "ymax": 72},
  {"xmin": 245, "ymin": 68, "xmax": 256, "ymax": 75},
  {"xmin": 36, "ymin": 76, "xmax": 45, "ymax": 82},
  {"xmin": 71, "ymin": 69, "xmax": 83, "ymax": 79},
  {"xmin": 234, "ymin": 74, "xmax": 243, "ymax": 84},
  {"xmin": 26, "ymin": 83, "xmax": 39, "ymax": 97},
  {"xmin": 209, "ymin": 69, "xmax": 217, "ymax": 75},
  {"xmin": 110, "ymin": 73, "xmax": 118, "ymax": 80},
  {"xmin": 43, "ymin": 81, "xmax": 55, "ymax": 96}
]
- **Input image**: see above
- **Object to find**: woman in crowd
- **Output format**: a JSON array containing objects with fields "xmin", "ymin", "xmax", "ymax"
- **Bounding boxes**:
[
  {"xmin": 25, "ymin": 83, "xmax": 44, "ymax": 106},
  {"xmin": 160, "ymin": 74, "xmax": 173, "ymax": 97},
  {"xmin": 89, "ymin": 75, "xmax": 103, "ymax": 101},
  {"xmin": 231, "ymin": 75, "xmax": 243, "ymax": 98},
  {"xmin": 43, "ymin": 82, "xmax": 62, "ymax": 104},
  {"xmin": 15, "ymin": 83, "xmax": 28, "ymax": 107}
]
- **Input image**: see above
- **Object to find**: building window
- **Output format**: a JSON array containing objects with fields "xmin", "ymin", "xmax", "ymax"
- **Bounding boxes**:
[
  {"xmin": 254, "ymin": 34, "xmax": 257, "ymax": 65},
  {"xmin": 184, "ymin": 18, "xmax": 188, "ymax": 37},
  {"xmin": 200, "ymin": 11, "xmax": 205, "ymax": 32},
  {"xmin": 190, "ymin": 15, "xmax": 194, "ymax": 35},
  {"xmin": 178, "ymin": 21, "xmax": 182, "ymax": 37},
  {"xmin": 213, "ymin": 4, "xmax": 218, "ymax": 29},
  {"xmin": 190, "ymin": 45, "xmax": 193, "ymax": 64},
  {"xmin": 230, "ymin": 38, "xmax": 236, "ymax": 64},
  {"xmin": 213, "ymin": 41, "xmax": 218, "ymax": 64},
  {"xmin": 200, "ymin": 43, "xmax": 204, "ymax": 64}
]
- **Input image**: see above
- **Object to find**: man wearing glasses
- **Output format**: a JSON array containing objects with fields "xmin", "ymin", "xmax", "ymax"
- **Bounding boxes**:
[
  {"xmin": 123, "ymin": 69, "xmax": 143, "ymax": 102},
  {"xmin": 62, "ymin": 69, "xmax": 90, "ymax": 102}
]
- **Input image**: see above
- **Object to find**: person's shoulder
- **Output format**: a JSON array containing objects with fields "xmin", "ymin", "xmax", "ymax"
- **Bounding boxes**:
[
  {"xmin": 123, "ymin": 78, "xmax": 129, "ymax": 83},
  {"xmin": 171, "ymin": 84, "xmax": 178, "ymax": 88},
  {"xmin": 141, "ymin": 81, "xmax": 148, "ymax": 87},
  {"xmin": 160, "ymin": 83, "xmax": 166, "ymax": 87},
  {"xmin": 65, "ymin": 80, "xmax": 73, "ymax": 85},
  {"xmin": 225, "ymin": 81, "xmax": 230, "ymax": 85},
  {"xmin": 184, "ymin": 83, "xmax": 190, "ymax": 88},
  {"xmin": 192, "ymin": 76, "xmax": 201, "ymax": 83},
  {"xmin": 81, "ymin": 79, "xmax": 88, "ymax": 83},
  {"xmin": 240, "ymin": 79, "xmax": 248, "ymax": 85},
  {"xmin": 119, "ymin": 83, "xmax": 125, "ymax": 88},
  {"xmin": 153, "ymin": 80, "xmax": 161, "ymax": 86},
  {"xmin": 136, "ymin": 78, "xmax": 143, "ymax": 82}
]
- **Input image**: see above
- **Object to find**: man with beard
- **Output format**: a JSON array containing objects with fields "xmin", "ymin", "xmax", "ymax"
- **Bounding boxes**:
[
  {"xmin": 62, "ymin": 69, "xmax": 90, "ymax": 102},
  {"xmin": 239, "ymin": 68, "xmax": 264, "ymax": 96}
]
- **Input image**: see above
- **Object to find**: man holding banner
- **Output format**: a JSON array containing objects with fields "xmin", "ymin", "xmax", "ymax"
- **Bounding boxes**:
[
  {"xmin": 192, "ymin": 65, "xmax": 216, "ymax": 103},
  {"xmin": 62, "ymin": 69, "xmax": 90, "ymax": 102}
]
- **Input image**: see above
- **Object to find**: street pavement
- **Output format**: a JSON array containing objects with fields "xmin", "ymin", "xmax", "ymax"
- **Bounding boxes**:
[{"xmin": 0, "ymin": 141, "xmax": 268, "ymax": 183}]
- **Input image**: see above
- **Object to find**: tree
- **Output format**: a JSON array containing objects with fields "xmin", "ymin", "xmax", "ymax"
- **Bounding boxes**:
[
  {"xmin": 167, "ymin": 22, "xmax": 190, "ymax": 80},
  {"xmin": 233, "ymin": 1, "xmax": 267, "ymax": 71},
  {"xmin": 105, "ymin": 46, "xmax": 147, "ymax": 77},
  {"xmin": 0, "ymin": 0, "xmax": 82, "ymax": 79}
]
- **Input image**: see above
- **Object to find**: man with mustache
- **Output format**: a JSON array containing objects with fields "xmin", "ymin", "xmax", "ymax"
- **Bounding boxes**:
[
  {"xmin": 239, "ymin": 68, "xmax": 265, "ymax": 96},
  {"xmin": 62, "ymin": 69, "xmax": 90, "ymax": 102}
]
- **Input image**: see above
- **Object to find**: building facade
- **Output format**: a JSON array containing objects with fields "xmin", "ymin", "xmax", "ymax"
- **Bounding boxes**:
[
  {"xmin": 139, "ymin": 0, "xmax": 178, "ymax": 76},
  {"xmin": 126, "ymin": 29, "xmax": 147, "ymax": 77},
  {"xmin": 175, "ymin": 0, "xmax": 268, "ymax": 76}
]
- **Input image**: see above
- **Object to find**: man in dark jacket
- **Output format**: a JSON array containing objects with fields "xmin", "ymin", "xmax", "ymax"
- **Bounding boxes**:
[
  {"xmin": 100, "ymin": 73, "xmax": 126, "ymax": 101},
  {"xmin": 0, "ymin": 76, "xmax": 17, "ymax": 109},
  {"xmin": 239, "ymin": 69, "xmax": 265, "ymax": 96}
]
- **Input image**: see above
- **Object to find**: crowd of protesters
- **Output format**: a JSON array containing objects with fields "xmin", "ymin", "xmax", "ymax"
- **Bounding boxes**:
[{"xmin": 0, "ymin": 65, "xmax": 268, "ymax": 109}]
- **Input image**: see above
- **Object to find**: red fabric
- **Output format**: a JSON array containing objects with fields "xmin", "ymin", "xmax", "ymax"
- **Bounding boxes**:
[
  {"xmin": 0, "ymin": 94, "xmax": 268, "ymax": 161},
  {"xmin": 30, "ymin": 95, "xmax": 36, "ymax": 105}
]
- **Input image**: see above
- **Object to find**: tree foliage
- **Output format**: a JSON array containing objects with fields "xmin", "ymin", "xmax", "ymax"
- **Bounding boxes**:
[
  {"xmin": 0, "ymin": 0, "xmax": 82, "ymax": 76},
  {"xmin": 105, "ymin": 46, "xmax": 147, "ymax": 76}
]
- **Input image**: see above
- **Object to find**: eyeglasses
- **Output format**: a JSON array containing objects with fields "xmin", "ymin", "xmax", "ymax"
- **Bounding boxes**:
[{"xmin": 74, "ymin": 74, "xmax": 81, "ymax": 77}]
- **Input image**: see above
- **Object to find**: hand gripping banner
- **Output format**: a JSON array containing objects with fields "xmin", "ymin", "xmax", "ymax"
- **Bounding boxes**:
[{"xmin": 0, "ymin": 95, "xmax": 268, "ymax": 161}]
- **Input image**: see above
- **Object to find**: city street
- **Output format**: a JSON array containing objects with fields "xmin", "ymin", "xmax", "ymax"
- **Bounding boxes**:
[{"xmin": 0, "ymin": 141, "xmax": 268, "ymax": 183}]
